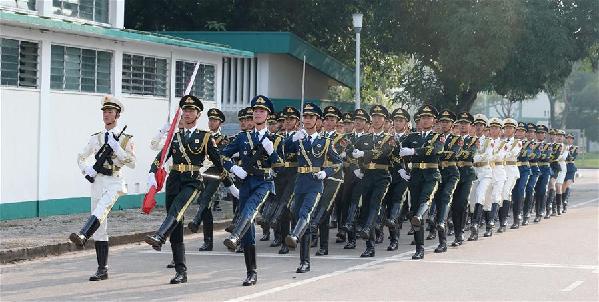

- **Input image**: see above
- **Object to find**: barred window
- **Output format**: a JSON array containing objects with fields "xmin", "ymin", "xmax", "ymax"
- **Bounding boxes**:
[
  {"xmin": 52, "ymin": 0, "xmax": 109, "ymax": 23},
  {"xmin": 175, "ymin": 61, "xmax": 215, "ymax": 101},
  {"xmin": 1, "ymin": 0, "xmax": 37, "ymax": 10},
  {"xmin": 122, "ymin": 54, "xmax": 168, "ymax": 97},
  {"xmin": 0, "ymin": 38, "xmax": 39, "ymax": 88},
  {"xmin": 50, "ymin": 45, "xmax": 112, "ymax": 93}
]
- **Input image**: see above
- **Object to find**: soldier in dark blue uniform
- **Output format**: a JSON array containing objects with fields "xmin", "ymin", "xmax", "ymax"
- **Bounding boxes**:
[
  {"xmin": 310, "ymin": 105, "xmax": 345, "ymax": 256},
  {"xmin": 523, "ymin": 123, "xmax": 540, "ymax": 225},
  {"xmin": 429, "ymin": 110, "xmax": 462, "ymax": 253},
  {"xmin": 562, "ymin": 133, "xmax": 578, "ymax": 213},
  {"xmin": 334, "ymin": 112, "xmax": 355, "ymax": 244},
  {"xmin": 400, "ymin": 104, "xmax": 444, "ymax": 259},
  {"xmin": 511, "ymin": 122, "xmax": 532, "ymax": 229},
  {"xmin": 349, "ymin": 105, "xmax": 394, "ymax": 257},
  {"xmin": 283, "ymin": 103, "xmax": 342, "ymax": 273},
  {"xmin": 383, "ymin": 108, "xmax": 411, "ymax": 251},
  {"xmin": 145, "ymin": 95, "xmax": 225, "ymax": 284},
  {"xmin": 534, "ymin": 125, "xmax": 552, "ymax": 223},
  {"xmin": 221, "ymin": 95, "xmax": 280, "ymax": 286},
  {"xmin": 450, "ymin": 112, "xmax": 477, "ymax": 246}
]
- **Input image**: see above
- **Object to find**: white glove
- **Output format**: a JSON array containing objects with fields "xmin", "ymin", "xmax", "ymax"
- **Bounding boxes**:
[
  {"xmin": 228, "ymin": 185, "xmax": 240, "ymax": 199},
  {"xmin": 399, "ymin": 169, "xmax": 411, "ymax": 181},
  {"xmin": 315, "ymin": 171, "xmax": 327, "ymax": 180},
  {"xmin": 262, "ymin": 137, "xmax": 275, "ymax": 155},
  {"xmin": 83, "ymin": 165, "xmax": 97, "ymax": 177},
  {"xmin": 159, "ymin": 123, "xmax": 170, "ymax": 135},
  {"xmin": 106, "ymin": 133, "xmax": 122, "ymax": 151},
  {"xmin": 340, "ymin": 151, "xmax": 347, "ymax": 159},
  {"xmin": 292, "ymin": 130, "xmax": 306, "ymax": 142},
  {"xmin": 352, "ymin": 149, "xmax": 365, "ymax": 158},
  {"xmin": 399, "ymin": 147, "xmax": 415, "ymax": 157},
  {"xmin": 353, "ymin": 169, "xmax": 364, "ymax": 179},
  {"xmin": 147, "ymin": 172, "xmax": 157, "ymax": 188},
  {"xmin": 230, "ymin": 165, "xmax": 248, "ymax": 179}
]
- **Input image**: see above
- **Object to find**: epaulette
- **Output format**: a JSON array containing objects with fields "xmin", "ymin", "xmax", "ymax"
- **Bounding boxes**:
[{"xmin": 91, "ymin": 131, "xmax": 101, "ymax": 136}]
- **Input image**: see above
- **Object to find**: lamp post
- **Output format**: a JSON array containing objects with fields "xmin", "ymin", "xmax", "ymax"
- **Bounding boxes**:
[{"xmin": 352, "ymin": 13, "xmax": 363, "ymax": 109}]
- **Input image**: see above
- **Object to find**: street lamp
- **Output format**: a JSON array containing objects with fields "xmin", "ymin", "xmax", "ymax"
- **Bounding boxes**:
[{"xmin": 352, "ymin": 13, "xmax": 363, "ymax": 109}]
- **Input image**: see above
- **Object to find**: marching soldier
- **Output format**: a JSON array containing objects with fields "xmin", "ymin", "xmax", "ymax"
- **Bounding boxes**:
[
  {"xmin": 144, "ymin": 95, "xmax": 225, "ymax": 284},
  {"xmin": 350, "ymin": 105, "xmax": 394, "ymax": 257},
  {"xmin": 284, "ymin": 103, "xmax": 342, "ymax": 272},
  {"xmin": 510, "ymin": 122, "xmax": 532, "ymax": 229},
  {"xmin": 72, "ymin": 96, "xmax": 135, "ymax": 281},
  {"xmin": 187, "ymin": 108, "xmax": 237, "ymax": 252},
  {"xmin": 384, "ymin": 108, "xmax": 411, "ymax": 251},
  {"xmin": 562, "ymin": 133, "xmax": 578, "ymax": 212},
  {"xmin": 467, "ymin": 114, "xmax": 493, "ymax": 241},
  {"xmin": 450, "ymin": 112, "xmax": 477, "ymax": 246},
  {"xmin": 534, "ymin": 124, "xmax": 552, "ymax": 223},
  {"xmin": 552, "ymin": 129, "xmax": 569, "ymax": 215},
  {"xmin": 399, "ymin": 104, "xmax": 444, "ymax": 259},
  {"xmin": 429, "ymin": 110, "xmax": 462, "ymax": 252},
  {"xmin": 310, "ymin": 105, "xmax": 345, "ymax": 256},
  {"xmin": 335, "ymin": 112, "xmax": 355, "ymax": 243},
  {"xmin": 497, "ymin": 118, "xmax": 522, "ymax": 233},
  {"xmin": 339, "ymin": 108, "xmax": 371, "ymax": 250},
  {"xmin": 221, "ymin": 95, "xmax": 280, "ymax": 286},
  {"xmin": 523, "ymin": 123, "xmax": 540, "ymax": 225},
  {"xmin": 482, "ymin": 118, "xmax": 507, "ymax": 237}
]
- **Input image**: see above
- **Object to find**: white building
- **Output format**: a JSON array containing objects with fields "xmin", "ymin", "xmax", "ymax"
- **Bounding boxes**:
[{"xmin": 0, "ymin": 0, "xmax": 252, "ymax": 220}]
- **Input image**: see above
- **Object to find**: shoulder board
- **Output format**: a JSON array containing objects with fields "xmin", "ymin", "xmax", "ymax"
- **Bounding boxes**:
[
  {"xmin": 91, "ymin": 131, "xmax": 101, "ymax": 136},
  {"xmin": 122, "ymin": 133, "xmax": 133, "ymax": 138}
]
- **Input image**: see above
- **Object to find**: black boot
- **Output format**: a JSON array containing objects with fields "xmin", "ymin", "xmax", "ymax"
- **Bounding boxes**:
[
  {"xmin": 387, "ymin": 228, "xmax": 399, "ymax": 251},
  {"xmin": 411, "ymin": 203, "xmax": 429, "ymax": 228},
  {"xmin": 170, "ymin": 243, "xmax": 187, "ymax": 284},
  {"xmin": 361, "ymin": 230, "xmax": 376, "ymax": 257},
  {"xmin": 412, "ymin": 244, "xmax": 424, "ymax": 260},
  {"xmin": 426, "ymin": 221, "xmax": 437, "ymax": 240},
  {"xmin": 447, "ymin": 219, "xmax": 454, "ymax": 236},
  {"xmin": 278, "ymin": 243, "xmax": 290, "ymax": 254},
  {"xmin": 468, "ymin": 204, "xmax": 482, "ymax": 241},
  {"xmin": 483, "ymin": 209, "xmax": 494, "ymax": 238},
  {"xmin": 556, "ymin": 193, "xmax": 562, "ymax": 215},
  {"xmin": 296, "ymin": 234, "xmax": 311, "ymax": 273},
  {"xmin": 498, "ymin": 200, "xmax": 509, "ymax": 233},
  {"xmin": 70, "ymin": 215, "xmax": 101, "ymax": 247},
  {"xmin": 562, "ymin": 189, "xmax": 570, "ymax": 213},
  {"xmin": 344, "ymin": 231, "xmax": 356, "ymax": 249},
  {"xmin": 335, "ymin": 230, "xmax": 347, "ymax": 243},
  {"xmin": 145, "ymin": 216, "xmax": 178, "ymax": 251},
  {"xmin": 242, "ymin": 245, "xmax": 258, "ymax": 286},
  {"xmin": 311, "ymin": 233, "xmax": 318, "ymax": 248},
  {"xmin": 198, "ymin": 237, "xmax": 213, "ymax": 251},
  {"xmin": 434, "ymin": 224, "xmax": 447, "ymax": 253},
  {"xmin": 511, "ymin": 197, "xmax": 521, "ymax": 229},
  {"xmin": 89, "ymin": 241, "xmax": 108, "ymax": 281},
  {"xmin": 223, "ymin": 216, "xmax": 252, "ymax": 251},
  {"xmin": 545, "ymin": 189, "xmax": 554, "ymax": 219},
  {"xmin": 270, "ymin": 237, "xmax": 282, "ymax": 247},
  {"xmin": 285, "ymin": 218, "xmax": 309, "ymax": 249},
  {"xmin": 187, "ymin": 210, "xmax": 203, "ymax": 233}
]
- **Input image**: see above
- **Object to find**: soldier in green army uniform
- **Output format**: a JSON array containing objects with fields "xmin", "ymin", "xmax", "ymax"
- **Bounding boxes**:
[
  {"xmin": 350, "ymin": 105, "xmax": 395, "ymax": 257},
  {"xmin": 428, "ymin": 110, "xmax": 462, "ymax": 253},
  {"xmin": 186, "ymin": 108, "xmax": 237, "ymax": 252},
  {"xmin": 309, "ymin": 105, "xmax": 345, "ymax": 256},
  {"xmin": 399, "ymin": 104, "xmax": 444, "ymax": 259},
  {"xmin": 334, "ymin": 112, "xmax": 355, "ymax": 243},
  {"xmin": 145, "ymin": 95, "xmax": 226, "ymax": 284},
  {"xmin": 450, "ymin": 112, "xmax": 478, "ymax": 246}
]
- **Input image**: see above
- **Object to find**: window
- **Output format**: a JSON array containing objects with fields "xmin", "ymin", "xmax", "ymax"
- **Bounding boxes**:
[
  {"xmin": 0, "ymin": 0, "xmax": 36, "ymax": 10},
  {"xmin": 122, "ymin": 54, "xmax": 168, "ymax": 97},
  {"xmin": 0, "ymin": 38, "xmax": 39, "ymax": 88},
  {"xmin": 50, "ymin": 45, "xmax": 112, "ymax": 93},
  {"xmin": 175, "ymin": 61, "xmax": 215, "ymax": 101},
  {"xmin": 53, "ymin": 0, "xmax": 109, "ymax": 23}
]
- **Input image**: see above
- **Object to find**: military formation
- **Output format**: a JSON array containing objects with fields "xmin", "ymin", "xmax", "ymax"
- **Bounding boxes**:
[{"xmin": 70, "ymin": 94, "xmax": 579, "ymax": 286}]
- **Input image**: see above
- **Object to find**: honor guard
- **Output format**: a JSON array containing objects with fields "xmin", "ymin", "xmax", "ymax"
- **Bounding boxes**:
[
  {"xmin": 334, "ymin": 111, "xmax": 355, "ymax": 243},
  {"xmin": 510, "ymin": 122, "xmax": 532, "ymax": 229},
  {"xmin": 522, "ymin": 123, "xmax": 540, "ymax": 225},
  {"xmin": 349, "ymin": 105, "xmax": 394, "ymax": 257},
  {"xmin": 144, "ymin": 95, "xmax": 225, "ymax": 284},
  {"xmin": 187, "ymin": 108, "xmax": 237, "ymax": 252},
  {"xmin": 533, "ymin": 124, "xmax": 551, "ymax": 223},
  {"xmin": 450, "ymin": 112, "xmax": 477, "ymax": 246},
  {"xmin": 221, "ymin": 95, "xmax": 280, "ymax": 286},
  {"xmin": 384, "ymin": 108, "xmax": 411, "ymax": 251},
  {"xmin": 283, "ymin": 103, "xmax": 342, "ymax": 272},
  {"xmin": 309, "ymin": 105, "xmax": 345, "ymax": 256},
  {"xmin": 562, "ymin": 133, "xmax": 577, "ymax": 212},
  {"xmin": 481, "ymin": 117, "xmax": 507, "ymax": 237},
  {"xmin": 400, "ymin": 104, "xmax": 444, "ymax": 259},
  {"xmin": 429, "ymin": 110, "xmax": 462, "ymax": 252},
  {"xmin": 551, "ymin": 129, "xmax": 568, "ymax": 215},
  {"xmin": 72, "ymin": 96, "xmax": 135, "ymax": 281},
  {"xmin": 497, "ymin": 118, "xmax": 522, "ymax": 233},
  {"xmin": 467, "ymin": 114, "xmax": 493, "ymax": 241},
  {"xmin": 339, "ymin": 108, "xmax": 370, "ymax": 250}
]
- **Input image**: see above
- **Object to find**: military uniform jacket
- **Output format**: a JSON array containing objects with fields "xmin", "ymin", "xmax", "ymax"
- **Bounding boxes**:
[
  {"xmin": 272, "ymin": 130, "xmax": 298, "ymax": 174},
  {"xmin": 221, "ymin": 128, "xmax": 280, "ymax": 184},
  {"xmin": 350, "ymin": 131, "xmax": 394, "ymax": 180},
  {"xmin": 402, "ymin": 130, "xmax": 444, "ymax": 164},
  {"xmin": 518, "ymin": 139, "xmax": 534, "ymax": 163},
  {"xmin": 536, "ymin": 140, "xmax": 552, "ymax": 164},
  {"xmin": 390, "ymin": 132, "xmax": 410, "ymax": 184},
  {"xmin": 455, "ymin": 135, "xmax": 478, "ymax": 182},
  {"xmin": 323, "ymin": 130, "xmax": 346, "ymax": 179},
  {"xmin": 439, "ymin": 132, "xmax": 463, "ymax": 163},
  {"xmin": 527, "ymin": 140, "xmax": 541, "ymax": 165},
  {"xmin": 78, "ymin": 127, "xmax": 136, "ymax": 177},
  {"xmin": 566, "ymin": 145, "xmax": 578, "ymax": 162},
  {"xmin": 343, "ymin": 131, "xmax": 365, "ymax": 171},
  {"xmin": 205, "ymin": 131, "xmax": 229, "ymax": 174}
]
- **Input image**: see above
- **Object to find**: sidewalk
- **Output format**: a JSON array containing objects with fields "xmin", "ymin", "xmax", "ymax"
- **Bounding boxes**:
[{"xmin": 0, "ymin": 200, "xmax": 233, "ymax": 264}]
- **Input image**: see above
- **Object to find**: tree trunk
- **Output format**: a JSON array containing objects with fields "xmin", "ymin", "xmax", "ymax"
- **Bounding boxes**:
[
  {"xmin": 548, "ymin": 94, "xmax": 557, "ymax": 128},
  {"xmin": 456, "ymin": 89, "xmax": 479, "ymax": 112}
]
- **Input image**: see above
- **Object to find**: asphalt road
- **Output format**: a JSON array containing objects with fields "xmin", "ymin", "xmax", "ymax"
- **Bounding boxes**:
[{"xmin": 2, "ymin": 170, "xmax": 598, "ymax": 301}]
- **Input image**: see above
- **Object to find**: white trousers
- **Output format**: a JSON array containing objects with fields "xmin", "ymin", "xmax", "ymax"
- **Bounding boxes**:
[
  {"xmin": 502, "ymin": 165, "xmax": 520, "ymax": 201},
  {"xmin": 556, "ymin": 162, "xmax": 567, "ymax": 184},
  {"xmin": 470, "ymin": 166, "xmax": 493, "ymax": 211},
  {"xmin": 90, "ymin": 174, "xmax": 125, "ymax": 241}
]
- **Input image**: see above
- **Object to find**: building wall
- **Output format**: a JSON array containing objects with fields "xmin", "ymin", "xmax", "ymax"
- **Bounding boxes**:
[
  {"xmin": 263, "ymin": 54, "xmax": 330, "ymax": 100},
  {"xmin": 0, "ymin": 24, "xmax": 220, "ymax": 219}
]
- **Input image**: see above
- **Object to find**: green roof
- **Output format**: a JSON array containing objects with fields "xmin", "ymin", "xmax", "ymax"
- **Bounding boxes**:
[
  {"xmin": 0, "ymin": 10, "xmax": 253, "ymax": 57},
  {"xmin": 162, "ymin": 31, "xmax": 355, "ymax": 88}
]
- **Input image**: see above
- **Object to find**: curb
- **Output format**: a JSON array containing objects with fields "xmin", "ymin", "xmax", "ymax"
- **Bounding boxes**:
[{"xmin": 0, "ymin": 220, "xmax": 231, "ymax": 264}]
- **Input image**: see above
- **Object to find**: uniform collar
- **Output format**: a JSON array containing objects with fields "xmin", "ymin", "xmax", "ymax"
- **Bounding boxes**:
[{"xmin": 183, "ymin": 125, "xmax": 197, "ymax": 133}]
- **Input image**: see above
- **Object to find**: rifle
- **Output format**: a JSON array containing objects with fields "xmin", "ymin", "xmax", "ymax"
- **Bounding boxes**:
[{"xmin": 85, "ymin": 125, "xmax": 128, "ymax": 183}]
